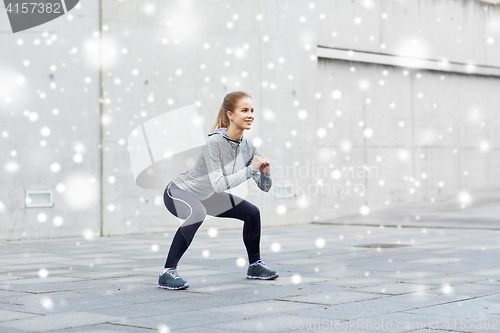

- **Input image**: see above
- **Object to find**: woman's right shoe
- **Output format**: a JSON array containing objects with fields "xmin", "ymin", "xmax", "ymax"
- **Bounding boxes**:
[
  {"xmin": 158, "ymin": 268, "xmax": 189, "ymax": 290},
  {"xmin": 246, "ymin": 260, "xmax": 279, "ymax": 280}
]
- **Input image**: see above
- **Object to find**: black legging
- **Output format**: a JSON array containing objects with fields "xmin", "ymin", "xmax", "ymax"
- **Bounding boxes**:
[{"xmin": 163, "ymin": 181, "xmax": 261, "ymax": 268}]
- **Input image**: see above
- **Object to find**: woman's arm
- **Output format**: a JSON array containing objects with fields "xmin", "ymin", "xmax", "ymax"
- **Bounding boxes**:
[
  {"xmin": 248, "ymin": 146, "xmax": 272, "ymax": 192},
  {"xmin": 204, "ymin": 140, "xmax": 257, "ymax": 193}
]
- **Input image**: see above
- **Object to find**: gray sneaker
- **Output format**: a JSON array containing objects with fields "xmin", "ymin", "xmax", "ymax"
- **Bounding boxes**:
[
  {"xmin": 158, "ymin": 268, "xmax": 189, "ymax": 290},
  {"xmin": 246, "ymin": 260, "xmax": 279, "ymax": 280}
]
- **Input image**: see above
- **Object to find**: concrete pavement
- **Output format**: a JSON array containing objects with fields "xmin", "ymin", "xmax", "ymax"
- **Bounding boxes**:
[{"xmin": 1, "ymin": 192, "xmax": 500, "ymax": 332}]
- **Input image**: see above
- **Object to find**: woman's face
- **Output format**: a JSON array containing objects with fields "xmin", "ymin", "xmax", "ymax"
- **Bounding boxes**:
[{"xmin": 228, "ymin": 97, "xmax": 254, "ymax": 130}]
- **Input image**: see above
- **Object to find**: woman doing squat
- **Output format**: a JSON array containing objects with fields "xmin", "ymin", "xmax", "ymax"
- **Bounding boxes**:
[{"xmin": 159, "ymin": 91, "xmax": 278, "ymax": 290}]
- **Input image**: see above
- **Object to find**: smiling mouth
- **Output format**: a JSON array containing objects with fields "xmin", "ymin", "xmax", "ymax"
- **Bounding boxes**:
[{"xmin": 245, "ymin": 120, "xmax": 252, "ymax": 124}]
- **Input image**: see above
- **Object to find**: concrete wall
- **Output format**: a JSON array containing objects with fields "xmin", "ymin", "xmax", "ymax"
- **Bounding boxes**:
[
  {"xmin": 0, "ymin": 2, "xmax": 101, "ymax": 240},
  {"xmin": 1, "ymin": 0, "xmax": 499, "ymax": 240}
]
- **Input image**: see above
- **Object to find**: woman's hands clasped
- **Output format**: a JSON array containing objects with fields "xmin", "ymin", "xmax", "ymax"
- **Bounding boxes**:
[{"xmin": 251, "ymin": 154, "xmax": 271, "ymax": 174}]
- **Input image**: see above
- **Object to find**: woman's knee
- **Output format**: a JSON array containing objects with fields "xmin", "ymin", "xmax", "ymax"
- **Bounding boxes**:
[
  {"xmin": 180, "ymin": 208, "xmax": 207, "ymax": 230},
  {"xmin": 190, "ymin": 205, "xmax": 207, "ymax": 222},
  {"xmin": 247, "ymin": 204, "xmax": 261, "ymax": 221}
]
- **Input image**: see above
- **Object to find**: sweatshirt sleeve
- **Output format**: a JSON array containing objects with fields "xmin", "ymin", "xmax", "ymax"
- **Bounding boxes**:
[
  {"xmin": 203, "ymin": 140, "xmax": 256, "ymax": 193},
  {"xmin": 247, "ymin": 142, "xmax": 272, "ymax": 193}
]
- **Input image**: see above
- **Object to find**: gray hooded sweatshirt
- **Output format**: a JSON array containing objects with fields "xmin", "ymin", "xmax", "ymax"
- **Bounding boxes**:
[{"xmin": 171, "ymin": 127, "xmax": 272, "ymax": 201}]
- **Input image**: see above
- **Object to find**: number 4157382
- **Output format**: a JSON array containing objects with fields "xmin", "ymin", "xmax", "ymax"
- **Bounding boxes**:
[{"xmin": 5, "ymin": 2, "xmax": 62, "ymax": 14}]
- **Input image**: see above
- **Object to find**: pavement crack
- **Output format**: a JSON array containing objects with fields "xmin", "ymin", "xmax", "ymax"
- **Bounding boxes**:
[
  {"xmin": 312, "ymin": 222, "xmax": 500, "ymax": 231},
  {"xmin": 0, "ymin": 301, "xmax": 25, "ymax": 306},
  {"xmin": 0, "ymin": 288, "xmax": 70, "ymax": 294},
  {"xmin": 273, "ymin": 298, "xmax": 332, "ymax": 306},
  {"xmin": 107, "ymin": 322, "xmax": 156, "ymax": 330}
]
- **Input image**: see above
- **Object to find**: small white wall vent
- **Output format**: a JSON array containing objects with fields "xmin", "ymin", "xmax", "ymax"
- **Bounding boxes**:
[
  {"xmin": 274, "ymin": 184, "xmax": 294, "ymax": 199},
  {"xmin": 25, "ymin": 190, "xmax": 53, "ymax": 208}
]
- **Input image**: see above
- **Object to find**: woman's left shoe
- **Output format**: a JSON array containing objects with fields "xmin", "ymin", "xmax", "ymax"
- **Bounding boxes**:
[
  {"xmin": 246, "ymin": 260, "xmax": 279, "ymax": 280},
  {"xmin": 158, "ymin": 268, "xmax": 189, "ymax": 290}
]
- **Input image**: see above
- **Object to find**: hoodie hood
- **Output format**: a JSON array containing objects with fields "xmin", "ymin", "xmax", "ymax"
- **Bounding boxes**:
[{"xmin": 208, "ymin": 127, "xmax": 243, "ymax": 144}]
